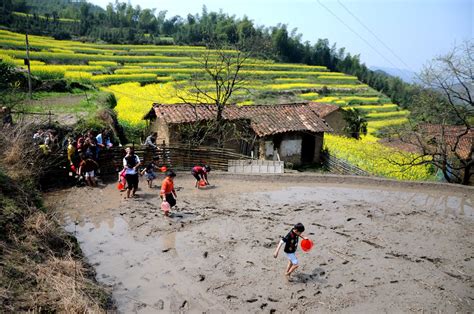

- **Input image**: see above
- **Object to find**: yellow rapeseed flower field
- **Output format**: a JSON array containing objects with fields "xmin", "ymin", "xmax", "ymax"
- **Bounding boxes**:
[{"xmin": 324, "ymin": 134, "xmax": 434, "ymax": 180}]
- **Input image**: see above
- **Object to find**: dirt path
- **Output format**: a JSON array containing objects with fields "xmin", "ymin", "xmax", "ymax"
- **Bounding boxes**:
[{"xmin": 45, "ymin": 174, "xmax": 474, "ymax": 313}]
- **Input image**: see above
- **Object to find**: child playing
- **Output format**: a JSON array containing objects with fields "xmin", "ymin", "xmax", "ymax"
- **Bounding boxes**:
[
  {"xmin": 78, "ymin": 153, "xmax": 99, "ymax": 187},
  {"xmin": 118, "ymin": 167, "xmax": 127, "ymax": 191},
  {"xmin": 273, "ymin": 223, "xmax": 308, "ymax": 280},
  {"xmin": 160, "ymin": 170, "xmax": 177, "ymax": 216},
  {"xmin": 141, "ymin": 157, "xmax": 159, "ymax": 188},
  {"xmin": 191, "ymin": 164, "xmax": 211, "ymax": 188}
]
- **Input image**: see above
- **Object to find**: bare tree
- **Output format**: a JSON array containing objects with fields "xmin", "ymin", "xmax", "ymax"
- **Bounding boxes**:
[
  {"xmin": 174, "ymin": 42, "xmax": 253, "ymax": 147},
  {"xmin": 390, "ymin": 41, "xmax": 473, "ymax": 184}
]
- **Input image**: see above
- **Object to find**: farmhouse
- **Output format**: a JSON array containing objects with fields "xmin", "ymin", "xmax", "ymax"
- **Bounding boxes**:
[
  {"xmin": 308, "ymin": 102, "xmax": 347, "ymax": 134},
  {"xmin": 417, "ymin": 124, "xmax": 473, "ymax": 161},
  {"xmin": 143, "ymin": 103, "xmax": 333, "ymax": 165}
]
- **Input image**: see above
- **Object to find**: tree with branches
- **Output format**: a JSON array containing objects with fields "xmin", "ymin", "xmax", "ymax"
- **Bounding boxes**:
[
  {"xmin": 390, "ymin": 41, "xmax": 473, "ymax": 184},
  {"xmin": 342, "ymin": 107, "xmax": 368, "ymax": 139},
  {"xmin": 174, "ymin": 41, "xmax": 255, "ymax": 148}
]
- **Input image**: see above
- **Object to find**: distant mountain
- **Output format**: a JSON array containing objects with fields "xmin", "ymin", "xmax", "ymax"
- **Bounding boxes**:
[{"xmin": 370, "ymin": 66, "xmax": 417, "ymax": 84}]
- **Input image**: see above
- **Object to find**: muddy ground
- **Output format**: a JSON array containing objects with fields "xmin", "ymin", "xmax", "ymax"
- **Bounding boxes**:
[{"xmin": 45, "ymin": 173, "xmax": 474, "ymax": 313}]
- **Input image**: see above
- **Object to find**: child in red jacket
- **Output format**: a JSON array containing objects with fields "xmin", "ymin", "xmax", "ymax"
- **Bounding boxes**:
[{"xmin": 191, "ymin": 165, "xmax": 211, "ymax": 188}]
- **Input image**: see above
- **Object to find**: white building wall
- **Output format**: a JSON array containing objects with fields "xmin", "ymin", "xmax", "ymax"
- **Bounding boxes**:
[{"xmin": 280, "ymin": 138, "xmax": 302, "ymax": 157}]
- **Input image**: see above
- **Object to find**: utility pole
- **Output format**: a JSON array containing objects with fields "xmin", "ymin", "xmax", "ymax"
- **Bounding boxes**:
[{"xmin": 25, "ymin": 33, "xmax": 32, "ymax": 100}]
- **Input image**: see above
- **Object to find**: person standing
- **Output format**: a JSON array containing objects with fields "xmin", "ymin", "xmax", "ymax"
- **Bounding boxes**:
[
  {"xmin": 160, "ymin": 170, "xmax": 177, "ymax": 216},
  {"xmin": 96, "ymin": 129, "xmax": 112, "ymax": 150},
  {"xmin": 123, "ymin": 147, "xmax": 141, "ymax": 198}
]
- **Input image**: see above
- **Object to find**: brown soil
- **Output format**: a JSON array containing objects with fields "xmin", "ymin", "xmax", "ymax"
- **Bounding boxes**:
[
  {"xmin": 32, "ymin": 94, "xmax": 87, "ymax": 106},
  {"xmin": 45, "ymin": 173, "xmax": 474, "ymax": 313},
  {"xmin": 22, "ymin": 94, "xmax": 88, "ymax": 125}
]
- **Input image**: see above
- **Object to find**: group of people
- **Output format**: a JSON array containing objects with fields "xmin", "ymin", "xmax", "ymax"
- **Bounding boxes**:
[
  {"xmin": 33, "ymin": 128, "xmax": 60, "ymax": 154},
  {"xmin": 67, "ymin": 129, "xmax": 113, "ymax": 186},
  {"xmin": 121, "ymin": 153, "xmax": 308, "ymax": 280},
  {"xmin": 31, "ymin": 126, "xmax": 311, "ymax": 280}
]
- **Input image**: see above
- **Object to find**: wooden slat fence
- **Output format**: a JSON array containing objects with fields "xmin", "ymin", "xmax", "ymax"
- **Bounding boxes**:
[
  {"xmin": 322, "ymin": 152, "xmax": 370, "ymax": 176},
  {"xmin": 97, "ymin": 144, "xmax": 253, "ymax": 174}
]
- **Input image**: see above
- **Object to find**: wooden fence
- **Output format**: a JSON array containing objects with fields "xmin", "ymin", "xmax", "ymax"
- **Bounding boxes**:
[
  {"xmin": 97, "ymin": 144, "xmax": 253, "ymax": 175},
  {"xmin": 322, "ymin": 152, "xmax": 370, "ymax": 176}
]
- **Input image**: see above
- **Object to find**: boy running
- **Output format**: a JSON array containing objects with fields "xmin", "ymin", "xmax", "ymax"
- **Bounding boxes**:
[{"xmin": 273, "ymin": 223, "xmax": 308, "ymax": 280}]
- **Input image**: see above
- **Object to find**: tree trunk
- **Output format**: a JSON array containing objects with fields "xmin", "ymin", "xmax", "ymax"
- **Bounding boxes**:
[
  {"xmin": 462, "ymin": 163, "xmax": 472, "ymax": 185},
  {"xmin": 441, "ymin": 161, "xmax": 453, "ymax": 183}
]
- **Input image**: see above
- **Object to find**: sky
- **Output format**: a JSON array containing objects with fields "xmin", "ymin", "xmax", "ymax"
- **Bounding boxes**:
[{"xmin": 87, "ymin": 0, "xmax": 473, "ymax": 73}]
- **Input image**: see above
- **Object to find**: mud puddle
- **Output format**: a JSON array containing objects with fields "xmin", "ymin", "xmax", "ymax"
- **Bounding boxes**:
[
  {"xmin": 47, "ymin": 175, "xmax": 474, "ymax": 313},
  {"xmin": 255, "ymin": 186, "xmax": 473, "ymax": 219}
]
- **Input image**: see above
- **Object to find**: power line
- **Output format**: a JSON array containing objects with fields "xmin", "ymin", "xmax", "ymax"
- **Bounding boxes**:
[
  {"xmin": 316, "ymin": 0, "xmax": 407, "ymax": 78},
  {"xmin": 336, "ymin": 0, "xmax": 413, "ymax": 71}
]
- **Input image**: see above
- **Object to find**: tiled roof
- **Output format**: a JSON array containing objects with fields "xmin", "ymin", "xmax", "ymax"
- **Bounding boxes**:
[
  {"xmin": 308, "ymin": 102, "xmax": 341, "ymax": 118},
  {"xmin": 149, "ymin": 103, "xmax": 332, "ymax": 137},
  {"xmin": 417, "ymin": 124, "xmax": 473, "ymax": 160}
]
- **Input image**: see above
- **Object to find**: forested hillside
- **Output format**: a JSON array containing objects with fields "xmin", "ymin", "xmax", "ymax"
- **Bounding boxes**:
[{"xmin": 0, "ymin": 0, "xmax": 418, "ymax": 109}]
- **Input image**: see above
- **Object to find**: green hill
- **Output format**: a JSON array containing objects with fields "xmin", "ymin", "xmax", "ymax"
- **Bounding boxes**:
[{"xmin": 0, "ymin": 29, "xmax": 407, "ymax": 135}]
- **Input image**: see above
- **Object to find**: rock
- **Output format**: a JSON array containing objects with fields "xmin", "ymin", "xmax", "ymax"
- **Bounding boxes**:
[
  {"xmin": 263, "ymin": 241, "xmax": 276, "ymax": 248},
  {"xmin": 154, "ymin": 299, "xmax": 164, "ymax": 310}
]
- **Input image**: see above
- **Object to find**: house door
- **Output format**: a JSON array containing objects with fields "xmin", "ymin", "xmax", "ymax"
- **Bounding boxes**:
[{"xmin": 301, "ymin": 133, "xmax": 315, "ymax": 164}]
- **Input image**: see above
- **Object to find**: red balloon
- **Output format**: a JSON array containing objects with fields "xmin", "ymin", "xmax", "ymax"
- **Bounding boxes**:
[
  {"xmin": 117, "ymin": 182, "xmax": 124, "ymax": 190},
  {"xmin": 160, "ymin": 166, "xmax": 167, "ymax": 172},
  {"xmin": 70, "ymin": 165, "xmax": 76, "ymax": 172},
  {"xmin": 199, "ymin": 179, "xmax": 207, "ymax": 187},
  {"xmin": 301, "ymin": 239, "xmax": 313, "ymax": 252}
]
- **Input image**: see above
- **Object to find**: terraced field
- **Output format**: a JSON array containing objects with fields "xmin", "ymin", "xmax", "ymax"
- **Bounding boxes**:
[
  {"xmin": 0, "ymin": 29, "xmax": 409, "ymax": 131},
  {"xmin": 1, "ymin": 30, "xmax": 430, "ymax": 180}
]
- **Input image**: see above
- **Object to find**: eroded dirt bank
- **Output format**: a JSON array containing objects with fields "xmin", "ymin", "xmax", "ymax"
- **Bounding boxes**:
[{"xmin": 45, "ymin": 173, "xmax": 474, "ymax": 313}]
